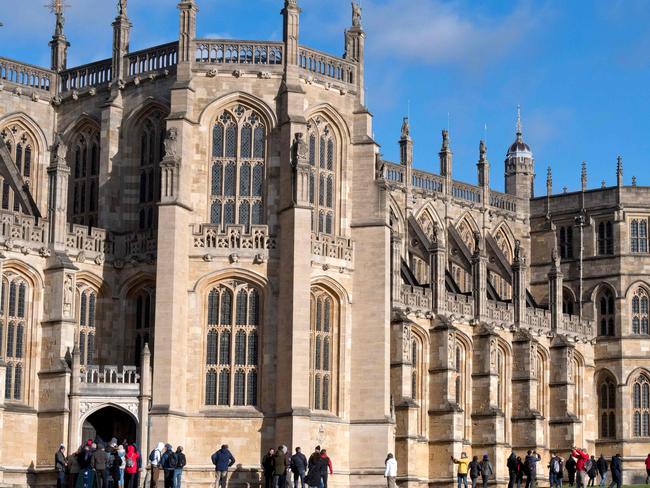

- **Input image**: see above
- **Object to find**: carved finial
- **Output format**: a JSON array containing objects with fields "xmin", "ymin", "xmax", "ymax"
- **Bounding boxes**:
[
  {"xmin": 142, "ymin": 342, "xmax": 151, "ymax": 356},
  {"xmin": 562, "ymin": 186, "xmax": 568, "ymax": 194},
  {"xmin": 546, "ymin": 166, "xmax": 552, "ymax": 196},
  {"xmin": 352, "ymin": 1, "xmax": 362, "ymax": 27},
  {"xmin": 46, "ymin": 0, "xmax": 70, "ymax": 36},
  {"xmin": 285, "ymin": 0, "xmax": 298, "ymax": 7},
  {"xmin": 441, "ymin": 129, "xmax": 450, "ymax": 151},
  {"xmin": 601, "ymin": 180, "xmax": 606, "ymax": 189},
  {"xmin": 632, "ymin": 175, "xmax": 637, "ymax": 187},
  {"xmin": 616, "ymin": 155, "xmax": 623, "ymax": 186},
  {"xmin": 551, "ymin": 238, "xmax": 560, "ymax": 269},
  {"xmin": 479, "ymin": 140, "xmax": 487, "ymax": 161},
  {"xmin": 581, "ymin": 161, "xmax": 587, "ymax": 192},
  {"xmin": 516, "ymin": 105, "xmax": 522, "ymax": 141},
  {"xmin": 401, "ymin": 117, "xmax": 410, "ymax": 139},
  {"xmin": 117, "ymin": 0, "xmax": 127, "ymax": 16}
]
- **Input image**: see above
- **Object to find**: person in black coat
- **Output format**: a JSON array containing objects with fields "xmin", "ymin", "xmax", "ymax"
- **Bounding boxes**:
[
  {"xmin": 566, "ymin": 456, "xmax": 577, "ymax": 487},
  {"xmin": 596, "ymin": 455, "xmax": 609, "ymax": 487},
  {"xmin": 608, "ymin": 454, "xmax": 621, "ymax": 488},
  {"xmin": 291, "ymin": 447, "xmax": 308, "ymax": 488},
  {"xmin": 507, "ymin": 451, "xmax": 518, "ymax": 488},
  {"xmin": 262, "ymin": 448, "xmax": 275, "ymax": 488}
]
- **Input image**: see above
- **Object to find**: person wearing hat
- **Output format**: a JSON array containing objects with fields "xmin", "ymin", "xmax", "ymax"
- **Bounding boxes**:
[
  {"xmin": 55, "ymin": 444, "xmax": 67, "ymax": 488},
  {"xmin": 480, "ymin": 454, "xmax": 494, "ymax": 488}
]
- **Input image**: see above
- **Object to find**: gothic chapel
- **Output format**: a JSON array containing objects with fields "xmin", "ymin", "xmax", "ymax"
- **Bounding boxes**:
[{"xmin": 0, "ymin": 0, "xmax": 647, "ymax": 486}]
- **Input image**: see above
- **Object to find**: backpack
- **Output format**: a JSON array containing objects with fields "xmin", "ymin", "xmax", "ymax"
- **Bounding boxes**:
[
  {"xmin": 166, "ymin": 452, "xmax": 178, "ymax": 469},
  {"xmin": 585, "ymin": 459, "xmax": 594, "ymax": 473},
  {"xmin": 553, "ymin": 459, "xmax": 561, "ymax": 474},
  {"xmin": 126, "ymin": 457, "xmax": 135, "ymax": 468},
  {"xmin": 149, "ymin": 449, "xmax": 159, "ymax": 463}
]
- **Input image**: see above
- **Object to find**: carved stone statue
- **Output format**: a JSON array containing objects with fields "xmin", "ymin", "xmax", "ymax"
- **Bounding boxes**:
[
  {"xmin": 402, "ymin": 323, "xmax": 412, "ymax": 362},
  {"xmin": 163, "ymin": 128, "xmax": 179, "ymax": 160},
  {"xmin": 117, "ymin": 0, "xmax": 127, "ymax": 16},
  {"xmin": 441, "ymin": 129, "xmax": 450, "ymax": 150},
  {"xmin": 63, "ymin": 274, "xmax": 73, "ymax": 316},
  {"xmin": 50, "ymin": 132, "xmax": 67, "ymax": 164},
  {"xmin": 292, "ymin": 132, "xmax": 308, "ymax": 167},
  {"xmin": 473, "ymin": 231, "xmax": 481, "ymax": 254},
  {"xmin": 479, "ymin": 140, "xmax": 487, "ymax": 160},
  {"xmin": 352, "ymin": 2, "xmax": 362, "ymax": 27},
  {"xmin": 551, "ymin": 244, "xmax": 560, "ymax": 268},
  {"xmin": 401, "ymin": 117, "xmax": 410, "ymax": 139}
]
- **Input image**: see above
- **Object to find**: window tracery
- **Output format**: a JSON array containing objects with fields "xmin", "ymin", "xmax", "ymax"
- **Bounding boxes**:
[
  {"xmin": 597, "ymin": 289, "xmax": 615, "ymax": 336},
  {"xmin": 138, "ymin": 110, "xmax": 166, "ymax": 230},
  {"xmin": 0, "ymin": 122, "xmax": 37, "ymax": 212},
  {"xmin": 210, "ymin": 105, "xmax": 266, "ymax": 229},
  {"xmin": 307, "ymin": 117, "xmax": 337, "ymax": 235},
  {"xmin": 69, "ymin": 125, "xmax": 100, "ymax": 227},
  {"xmin": 632, "ymin": 287, "xmax": 649, "ymax": 335},
  {"xmin": 310, "ymin": 287, "xmax": 337, "ymax": 411},
  {"xmin": 632, "ymin": 374, "xmax": 650, "ymax": 437},
  {"xmin": 133, "ymin": 288, "xmax": 155, "ymax": 363},
  {"xmin": 597, "ymin": 221, "xmax": 614, "ymax": 255},
  {"xmin": 0, "ymin": 273, "xmax": 29, "ymax": 401},
  {"xmin": 205, "ymin": 281, "xmax": 260, "ymax": 407},
  {"xmin": 631, "ymin": 218, "xmax": 648, "ymax": 253},
  {"xmin": 598, "ymin": 376, "xmax": 616, "ymax": 439},
  {"xmin": 76, "ymin": 285, "xmax": 97, "ymax": 367}
]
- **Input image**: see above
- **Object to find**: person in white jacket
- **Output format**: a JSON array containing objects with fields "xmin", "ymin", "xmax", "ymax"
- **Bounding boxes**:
[{"xmin": 385, "ymin": 453, "xmax": 397, "ymax": 488}]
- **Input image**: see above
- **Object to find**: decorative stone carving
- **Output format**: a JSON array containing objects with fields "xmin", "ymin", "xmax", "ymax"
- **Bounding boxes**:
[
  {"xmin": 206, "ymin": 69, "xmax": 218, "ymax": 78},
  {"xmin": 489, "ymin": 338, "xmax": 497, "ymax": 368},
  {"xmin": 77, "ymin": 251, "xmax": 86, "ymax": 263},
  {"xmin": 31, "ymin": 92, "xmax": 40, "ymax": 102},
  {"xmin": 51, "ymin": 95, "xmax": 62, "ymax": 106},
  {"xmin": 39, "ymin": 246, "xmax": 51, "ymax": 257},
  {"xmin": 402, "ymin": 323, "xmax": 412, "ymax": 362},
  {"xmin": 258, "ymin": 71, "xmax": 271, "ymax": 79},
  {"xmin": 71, "ymin": 90, "xmax": 78, "ymax": 100},
  {"xmin": 233, "ymin": 69, "xmax": 242, "ymax": 78},
  {"xmin": 133, "ymin": 76, "xmax": 141, "ymax": 86},
  {"xmin": 89, "ymin": 87, "xmax": 97, "ymax": 96},
  {"xmin": 229, "ymin": 253, "xmax": 239, "ymax": 264},
  {"xmin": 352, "ymin": 1, "xmax": 362, "ymax": 27},
  {"xmin": 94, "ymin": 254, "xmax": 105, "ymax": 265},
  {"xmin": 163, "ymin": 128, "xmax": 179, "ymax": 160},
  {"xmin": 567, "ymin": 348, "xmax": 574, "ymax": 382},
  {"xmin": 63, "ymin": 273, "xmax": 74, "ymax": 317},
  {"xmin": 292, "ymin": 132, "xmax": 309, "ymax": 166},
  {"xmin": 51, "ymin": 132, "xmax": 68, "ymax": 164}
]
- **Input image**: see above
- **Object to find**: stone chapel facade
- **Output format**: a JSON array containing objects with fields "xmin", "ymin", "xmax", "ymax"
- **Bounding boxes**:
[{"xmin": 0, "ymin": 0, "xmax": 647, "ymax": 486}]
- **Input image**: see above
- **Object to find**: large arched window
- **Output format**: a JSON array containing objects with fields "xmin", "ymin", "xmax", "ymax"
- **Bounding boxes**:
[
  {"xmin": 137, "ymin": 110, "xmax": 166, "ymax": 231},
  {"xmin": 0, "ymin": 122, "xmax": 38, "ymax": 212},
  {"xmin": 210, "ymin": 105, "xmax": 266, "ymax": 230},
  {"xmin": 597, "ymin": 289, "xmax": 615, "ymax": 337},
  {"xmin": 310, "ymin": 287, "xmax": 338, "ymax": 412},
  {"xmin": 535, "ymin": 351, "xmax": 547, "ymax": 417},
  {"xmin": 69, "ymin": 125, "xmax": 100, "ymax": 227},
  {"xmin": 0, "ymin": 273, "xmax": 29, "ymax": 401},
  {"xmin": 563, "ymin": 288, "xmax": 575, "ymax": 315},
  {"xmin": 632, "ymin": 374, "xmax": 650, "ymax": 437},
  {"xmin": 597, "ymin": 221, "xmax": 614, "ymax": 256},
  {"xmin": 455, "ymin": 339, "xmax": 470, "ymax": 439},
  {"xmin": 307, "ymin": 117, "xmax": 337, "ymax": 235},
  {"xmin": 559, "ymin": 225, "xmax": 574, "ymax": 259},
  {"xmin": 205, "ymin": 281, "xmax": 260, "ymax": 407},
  {"xmin": 632, "ymin": 287, "xmax": 649, "ymax": 335},
  {"xmin": 598, "ymin": 376, "xmax": 616, "ymax": 439},
  {"xmin": 132, "ymin": 287, "xmax": 155, "ymax": 364},
  {"xmin": 76, "ymin": 285, "xmax": 97, "ymax": 367},
  {"xmin": 631, "ymin": 218, "xmax": 649, "ymax": 253}
]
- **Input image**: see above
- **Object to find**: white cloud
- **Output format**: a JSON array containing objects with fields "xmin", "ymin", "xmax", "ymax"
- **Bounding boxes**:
[{"xmin": 364, "ymin": 0, "xmax": 546, "ymax": 71}]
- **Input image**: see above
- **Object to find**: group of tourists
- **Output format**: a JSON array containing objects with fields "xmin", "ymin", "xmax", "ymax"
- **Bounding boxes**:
[
  {"xmin": 54, "ymin": 440, "xmax": 186, "ymax": 488},
  {"xmin": 211, "ymin": 444, "xmax": 334, "ymax": 488},
  {"xmin": 450, "ymin": 448, "xmax": 630, "ymax": 488}
]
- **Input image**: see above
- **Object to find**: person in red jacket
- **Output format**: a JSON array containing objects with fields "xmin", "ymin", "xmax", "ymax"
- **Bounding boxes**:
[
  {"xmin": 645, "ymin": 453, "xmax": 650, "ymax": 484},
  {"xmin": 571, "ymin": 448, "xmax": 590, "ymax": 488},
  {"xmin": 124, "ymin": 445, "xmax": 140, "ymax": 488}
]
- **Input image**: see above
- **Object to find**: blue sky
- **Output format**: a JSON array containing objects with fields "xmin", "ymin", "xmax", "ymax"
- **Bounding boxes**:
[{"xmin": 2, "ymin": 0, "xmax": 650, "ymax": 195}]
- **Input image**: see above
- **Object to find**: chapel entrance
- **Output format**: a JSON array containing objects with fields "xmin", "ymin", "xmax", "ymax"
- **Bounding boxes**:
[{"xmin": 81, "ymin": 406, "xmax": 137, "ymax": 446}]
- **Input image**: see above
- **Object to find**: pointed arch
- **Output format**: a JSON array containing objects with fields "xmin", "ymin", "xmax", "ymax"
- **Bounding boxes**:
[
  {"xmin": 596, "ymin": 368, "xmax": 617, "ymax": 439},
  {"xmin": 454, "ymin": 212, "xmax": 480, "ymax": 254},
  {"xmin": 492, "ymin": 222, "xmax": 515, "ymax": 264},
  {"xmin": 414, "ymin": 203, "xmax": 444, "ymax": 245},
  {"xmin": 0, "ymin": 112, "xmax": 49, "ymax": 156},
  {"xmin": 198, "ymin": 91, "xmax": 277, "ymax": 131}
]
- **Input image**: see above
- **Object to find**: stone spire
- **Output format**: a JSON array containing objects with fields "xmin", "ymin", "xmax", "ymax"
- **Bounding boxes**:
[
  {"xmin": 111, "ymin": 0, "xmax": 132, "ymax": 82},
  {"xmin": 344, "ymin": 1, "xmax": 366, "ymax": 105},
  {"xmin": 616, "ymin": 156, "xmax": 623, "ymax": 187},
  {"xmin": 48, "ymin": 0, "xmax": 70, "ymax": 71},
  {"xmin": 581, "ymin": 161, "xmax": 587, "ymax": 192},
  {"xmin": 546, "ymin": 166, "xmax": 552, "ymax": 196},
  {"xmin": 282, "ymin": 0, "xmax": 301, "ymax": 68},
  {"xmin": 477, "ymin": 140, "xmax": 489, "ymax": 188},
  {"xmin": 178, "ymin": 0, "xmax": 198, "ymax": 78},
  {"xmin": 516, "ymin": 104, "xmax": 523, "ymax": 141},
  {"xmin": 439, "ymin": 129, "xmax": 452, "ymax": 178},
  {"xmin": 399, "ymin": 117, "xmax": 412, "ymax": 166}
]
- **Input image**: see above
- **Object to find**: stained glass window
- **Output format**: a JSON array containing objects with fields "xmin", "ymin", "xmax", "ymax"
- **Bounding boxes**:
[
  {"xmin": 311, "ymin": 288, "xmax": 336, "ymax": 411},
  {"xmin": 1, "ymin": 275, "xmax": 29, "ymax": 402},
  {"xmin": 307, "ymin": 120, "xmax": 336, "ymax": 235}
]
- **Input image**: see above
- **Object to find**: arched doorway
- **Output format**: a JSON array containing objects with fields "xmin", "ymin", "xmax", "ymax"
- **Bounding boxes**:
[{"xmin": 81, "ymin": 405, "xmax": 137, "ymax": 446}]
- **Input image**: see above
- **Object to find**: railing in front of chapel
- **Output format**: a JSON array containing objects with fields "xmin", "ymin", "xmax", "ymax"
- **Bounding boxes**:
[
  {"xmin": 127, "ymin": 41, "xmax": 179, "ymax": 77},
  {"xmin": 0, "ymin": 57, "xmax": 54, "ymax": 94},
  {"xmin": 59, "ymin": 58, "xmax": 112, "ymax": 92},
  {"xmin": 194, "ymin": 40, "xmax": 284, "ymax": 66},
  {"xmin": 298, "ymin": 47, "xmax": 356, "ymax": 87}
]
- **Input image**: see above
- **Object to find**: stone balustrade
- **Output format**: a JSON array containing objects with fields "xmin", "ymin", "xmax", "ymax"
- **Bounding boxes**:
[
  {"xmin": 560, "ymin": 313, "xmax": 595, "ymax": 339},
  {"xmin": 298, "ymin": 47, "xmax": 356, "ymax": 86},
  {"xmin": 0, "ymin": 57, "xmax": 54, "ymax": 93},
  {"xmin": 66, "ymin": 224, "xmax": 111, "ymax": 259},
  {"xmin": 81, "ymin": 365, "xmax": 140, "ymax": 385},
  {"xmin": 128, "ymin": 42, "xmax": 178, "ymax": 77},
  {"xmin": 193, "ymin": 224, "xmax": 276, "ymax": 252},
  {"xmin": 486, "ymin": 299, "xmax": 514, "ymax": 325},
  {"xmin": 490, "ymin": 191, "xmax": 518, "ymax": 213},
  {"xmin": 412, "ymin": 169, "xmax": 444, "ymax": 193},
  {"xmin": 446, "ymin": 292, "xmax": 474, "ymax": 318},
  {"xmin": 400, "ymin": 284, "xmax": 432, "ymax": 311},
  {"xmin": 381, "ymin": 162, "xmax": 405, "ymax": 184},
  {"xmin": 0, "ymin": 211, "xmax": 48, "ymax": 253},
  {"xmin": 452, "ymin": 181, "xmax": 482, "ymax": 204},
  {"xmin": 525, "ymin": 307, "xmax": 552, "ymax": 332},
  {"xmin": 113, "ymin": 230, "xmax": 157, "ymax": 260},
  {"xmin": 195, "ymin": 40, "xmax": 284, "ymax": 66},
  {"xmin": 311, "ymin": 233, "xmax": 353, "ymax": 262},
  {"xmin": 60, "ymin": 59, "xmax": 112, "ymax": 93}
]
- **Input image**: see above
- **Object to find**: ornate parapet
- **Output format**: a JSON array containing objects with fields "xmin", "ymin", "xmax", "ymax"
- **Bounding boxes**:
[
  {"xmin": 66, "ymin": 224, "xmax": 110, "ymax": 263},
  {"xmin": 298, "ymin": 47, "xmax": 357, "ymax": 91},
  {"xmin": 398, "ymin": 284, "xmax": 431, "ymax": 313},
  {"xmin": 525, "ymin": 307, "xmax": 552, "ymax": 334},
  {"xmin": 192, "ymin": 224, "xmax": 276, "ymax": 262},
  {"xmin": 78, "ymin": 365, "xmax": 140, "ymax": 397},
  {"xmin": 446, "ymin": 292, "xmax": 474, "ymax": 320},
  {"xmin": 113, "ymin": 230, "xmax": 157, "ymax": 262},
  {"xmin": 311, "ymin": 232, "xmax": 354, "ymax": 272},
  {"xmin": 485, "ymin": 299, "xmax": 514, "ymax": 327},
  {"xmin": 127, "ymin": 42, "xmax": 178, "ymax": 77},
  {"xmin": 60, "ymin": 58, "xmax": 112, "ymax": 93},
  {"xmin": 559, "ymin": 313, "xmax": 595, "ymax": 341},
  {"xmin": 0, "ymin": 57, "xmax": 54, "ymax": 97},
  {"xmin": 0, "ymin": 210, "xmax": 49, "ymax": 255}
]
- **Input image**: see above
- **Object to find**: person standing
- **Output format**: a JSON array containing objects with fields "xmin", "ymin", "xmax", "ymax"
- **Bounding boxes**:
[
  {"xmin": 116, "ymin": 445, "xmax": 126, "ymax": 488},
  {"xmin": 124, "ymin": 445, "xmax": 139, "ymax": 488},
  {"xmin": 149, "ymin": 442, "xmax": 165, "ymax": 488},
  {"xmin": 67, "ymin": 448, "xmax": 80, "ymax": 488},
  {"xmin": 291, "ymin": 447, "xmax": 308, "ymax": 488},
  {"xmin": 480, "ymin": 454, "xmax": 494, "ymax": 488},
  {"xmin": 173, "ymin": 446, "xmax": 186, "ymax": 488},
  {"xmin": 384, "ymin": 453, "xmax": 397, "ymax": 488},
  {"xmin": 55, "ymin": 444, "xmax": 67, "ymax": 488},
  {"xmin": 211, "ymin": 444, "xmax": 236, "ymax": 488},
  {"xmin": 161, "ymin": 444, "xmax": 178, "ymax": 488},
  {"xmin": 319, "ymin": 449, "xmax": 333, "ymax": 488},
  {"xmin": 524, "ymin": 450, "xmax": 541, "ymax": 488},
  {"xmin": 587, "ymin": 456, "xmax": 597, "ymax": 487},
  {"xmin": 262, "ymin": 448, "xmax": 276, "ymax": 488},
  {"xmin": 645, "ymin": 453, "xmax": 650, "ymax": 484},
  {"xmin": 91, "ymin": 444, "xmax": 108, "ymax": 488},
  {"xmin": 273, "ymin": 445, "xmax": 288, "ymax": 488},
  {"xmin": 109, "ymin": 446, "xmax": 122, "ymax": 488},
  {"xmin": 596, "ymin": 455, "xmax": 608, "ymax": 487},
  {"xmin": 571, "ymin": 448, "xmax": 589, "ymax": 488},
  {"xmin": 608, "ymin": 454, "xmax": 621, "ymax": 488},
  {"xmin": 515, "ymin": 457, "xmax": 524, "ymax": 488},
  {"xmin": 507, "ymin": 451, "xmax": 518, "ymax": 488},
  {"xmin": 468, "ymin": 456, "xmax": 480, "ymax": 488},
  {"xmin": 566, "ymin": 455, "xmax": 577, "ymax": 487},
  {"xmin": 451, "ymin": 453, "xmax": 470, "ymax": 488},
  {"xmin": 548, "ymin": 452, "xmax": 564, "ymax": 488}
]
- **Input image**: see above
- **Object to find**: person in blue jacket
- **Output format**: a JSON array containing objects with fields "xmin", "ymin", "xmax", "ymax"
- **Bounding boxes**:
[{"xmin": 211, "ymin": 444, "xmax": 236, "ymax": 488}]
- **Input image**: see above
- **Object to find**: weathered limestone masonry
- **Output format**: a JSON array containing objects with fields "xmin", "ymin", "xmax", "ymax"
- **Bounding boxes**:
[{"xmin": 0, "ymin": 0, "xmax": 646, "ymax": 486}]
